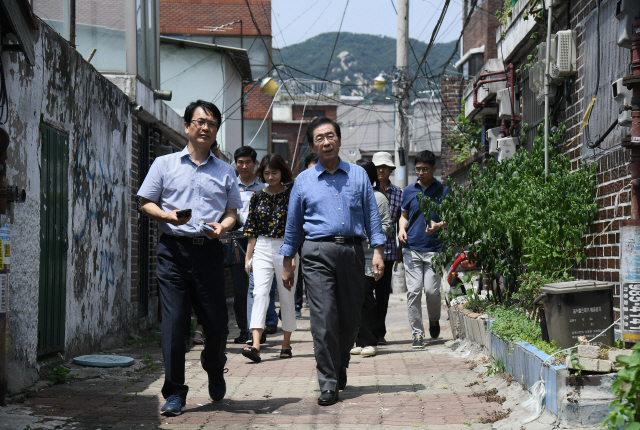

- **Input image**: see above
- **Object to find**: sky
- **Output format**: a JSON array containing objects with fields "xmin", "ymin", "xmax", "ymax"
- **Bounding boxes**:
[{"xmin": 270, "ymin": 0, "xmax": 463, "ymax": 49}]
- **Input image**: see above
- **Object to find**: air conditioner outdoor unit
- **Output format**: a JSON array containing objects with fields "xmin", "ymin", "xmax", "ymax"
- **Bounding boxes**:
[
  {"xmin": 497, "ymin": 137, "xmax": 517, "ymax": 161},
  {"xmin": 612, "ymin": 77, "xmax": 633, "ymax": 127},
  {"xmin": 550, "ymin": 30, "xmax": 577, "ymax": 77},
  {"xmin": 487, "ymin": 127, "xmax": 501, "ymax": 156},
  {"xmin": 616, "ymin": 0, "xmax": 640, "ymax": 49},
  {"xmin": 496, "ymin": 88, "xmax": 520, "ymax": 119},
  {"xmin": 529, "ymin": 63, "xmax": 544, "ymax": 94},
  {"xmin": 536, "ymin": 84, "xmax": 557, "ymax": 106}
]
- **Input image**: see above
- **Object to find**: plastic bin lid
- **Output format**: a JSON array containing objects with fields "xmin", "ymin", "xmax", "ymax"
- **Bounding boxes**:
[{"xmin": 540, "ymin": 280, "xmax": 613, "ymax": 294}]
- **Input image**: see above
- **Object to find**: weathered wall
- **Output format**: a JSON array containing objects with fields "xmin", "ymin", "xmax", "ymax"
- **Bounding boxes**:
[{"xmin": 2, "ymin": 22, "xmax": 131, "ymax": 391}]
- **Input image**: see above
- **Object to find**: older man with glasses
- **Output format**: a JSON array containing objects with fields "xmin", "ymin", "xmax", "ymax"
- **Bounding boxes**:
[
  {"xmin": 138, "ymin": 100, "xmax": 242, "ymax": 416},
  {"xmin": 281, "ymin": 117, "xmax": 385, "ymax": 406},
  {"xmin": 397, "ymin": 150, "xmax": 449, "ymax": 349}
]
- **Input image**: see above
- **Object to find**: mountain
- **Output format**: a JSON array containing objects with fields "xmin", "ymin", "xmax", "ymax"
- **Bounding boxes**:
[{"xmin": 274, "ymin": 32, "xmax": 459, "ymax": 97}]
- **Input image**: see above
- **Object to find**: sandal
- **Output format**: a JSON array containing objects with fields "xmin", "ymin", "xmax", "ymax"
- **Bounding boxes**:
[
  {"xmin": 279, "ymin": 348, "xmax": 292, "ymax": 359},
  {"xmin": 242, "ymin": 347, "xmax": 261, "ymax": 363},
  {"xmin": 192, "ymin": 330, "xmax": 204, "ymax": 345}
]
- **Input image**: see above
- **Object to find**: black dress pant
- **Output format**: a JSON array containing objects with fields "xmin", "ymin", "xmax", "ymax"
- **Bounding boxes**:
[
  {"xmin": 230, "ymin": 264, "xmax": 249, "ymax": 337},
  {"xmin": 157, "ymin": 234, "xmax": 229, "ymax": 400},
  {"xmin": 356, "ymin": 275, "xmax": 378, "ymax": 347},
  {"xmin": 302, "ymin": 241, "xmax": 365, "ymax": 392},
  {"xmin": 375, "ymin": 264, "xmax": 394, "ymax": 338}
]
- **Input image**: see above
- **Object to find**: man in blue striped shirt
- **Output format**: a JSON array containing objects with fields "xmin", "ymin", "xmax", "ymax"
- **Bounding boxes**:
[
  {"xmin": 138, "ymin": 100, "xmax": 242, "ymax": 416},
  {"xmin": 281, "ymin": 117, "xmax": 385, "ymax": 406}
]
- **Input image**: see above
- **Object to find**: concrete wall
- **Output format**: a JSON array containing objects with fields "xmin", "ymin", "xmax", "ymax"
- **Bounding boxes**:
[{"xmin": 2, "ymin": 22, "xmax": 131, "ymax": 391}]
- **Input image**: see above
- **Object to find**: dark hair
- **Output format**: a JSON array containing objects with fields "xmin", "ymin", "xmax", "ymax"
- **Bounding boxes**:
[
  {"xmin": 306, "ymin": 117, "xmax": 341, "ymax": 144},
  {"xmin": 356, "ymin": 159, "xmax": 380, "ymax": 191},
  {"xmin": 184, "ymin": 100, "xmax": 222, "ymax": 126},
  {"xmin": 234, "ymin": 145, "xmax": 257, "ymax": 163},
  {"xmin": 256, "ymin": 154, "xmax": 293, "ymax": 184},
  {"xmin": 303, "ymin": 152, "xmax": 319, "ymax": 169},
  {"xmin": 415, "ymin": 150, "xmax": 436, "ymax": 167}
]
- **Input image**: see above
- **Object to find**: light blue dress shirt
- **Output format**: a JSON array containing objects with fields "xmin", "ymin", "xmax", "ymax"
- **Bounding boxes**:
[
  {"xmin": 137, "ymin": 146, "xmax": 242, "ymax": 237},
  {"xmin": 280, "ymin": 159, "xmax": 386, "ymax": 258}
]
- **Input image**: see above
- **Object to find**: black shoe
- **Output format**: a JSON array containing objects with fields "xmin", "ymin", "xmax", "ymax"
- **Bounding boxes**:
[
  {"xmin": 429, "ymin": 320, "xmax": 441, "ymax": 339},
  {"xmin": 234, "ymin": 334, "xmax": 249, "ymax": 344},
  {"xmin": 317, "ymin": 390, "xmax": 338, "ymax": 406},
  {"xmin": 260, "ymin": 331, "xmax": 267, "ymax": 344},
  {"xmin": 377, "ymin": 337, "xmax": 387, "ymax": 345},
  {"xmin": 205, "ymin": 355, "xmax": 227, "ymax": 402},
  {"xmin": 339, "ymin": 367, "xmax": 347, "ymax": 390},
  {"xmin": 264, "ymin": 324, "xmax": 277, "ymax": 335}
]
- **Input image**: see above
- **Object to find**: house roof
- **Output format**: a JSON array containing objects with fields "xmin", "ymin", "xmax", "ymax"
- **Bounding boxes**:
[{"xmin": 160, "ymin": 36, "xmax": 252, "ymax": 82}]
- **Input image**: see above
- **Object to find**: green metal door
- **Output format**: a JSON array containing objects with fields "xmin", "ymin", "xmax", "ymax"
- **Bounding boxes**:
[{"xmin": 38, "ymin": 124, "xmax": 69, "ymax": 357}]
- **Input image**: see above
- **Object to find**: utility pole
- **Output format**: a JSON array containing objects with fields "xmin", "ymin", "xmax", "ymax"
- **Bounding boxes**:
[{"xmin": 395, "ymin": 0, "xmax": 409, "ymax": 188}]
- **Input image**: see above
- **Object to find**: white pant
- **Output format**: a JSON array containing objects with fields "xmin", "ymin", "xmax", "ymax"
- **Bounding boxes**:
[{"xmin": 249, "ymin": 236, "xmax": 298, "ymax": 332}]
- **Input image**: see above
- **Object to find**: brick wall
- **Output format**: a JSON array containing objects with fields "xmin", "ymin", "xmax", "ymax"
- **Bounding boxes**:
[
  {"xmin": 159, "ymin": 0, "xmax": 271, "ymax": 36},
  {"xmin": 462, "ymin": 0, "xmax": 501, "ymax": 60},
  {"xmin": 244, "ymin": 84, "xmax": 273, "ymax": 120},
  {"xmin": 440, "ymin": 76, "xmax": 466, "ymax": 178}
]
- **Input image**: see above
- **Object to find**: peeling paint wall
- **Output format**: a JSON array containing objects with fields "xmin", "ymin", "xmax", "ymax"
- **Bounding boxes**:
[{"xmin": 2, "ymin": 23, "xmax": 131, "ymax": 391}]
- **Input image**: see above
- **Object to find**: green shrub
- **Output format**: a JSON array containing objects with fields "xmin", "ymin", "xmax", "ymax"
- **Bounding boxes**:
[
  {"xmin": 487, "ymin": 306, "xmax": 560, "ymax": 355},
  {"xmin": 603, "ymin": 342, "xmax": 640, "ymax": 429}
]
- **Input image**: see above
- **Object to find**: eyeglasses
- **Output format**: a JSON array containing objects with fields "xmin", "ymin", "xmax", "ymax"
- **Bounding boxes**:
[
  {"xmin": 313, "ymin": 133, "xmax": 337, "ymax": 144},
  {"xmin": 415, "ymin": 166, "xmax": 434, "ymax": 173},
  {"xmin": 191, "ymin": 119, "xmax": 219, "ymax": 130}
]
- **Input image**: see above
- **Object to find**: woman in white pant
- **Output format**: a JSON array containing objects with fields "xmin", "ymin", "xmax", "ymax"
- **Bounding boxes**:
[{"xmin": 242, "ymin": 154, "xmax": 297, "ymax": 363}]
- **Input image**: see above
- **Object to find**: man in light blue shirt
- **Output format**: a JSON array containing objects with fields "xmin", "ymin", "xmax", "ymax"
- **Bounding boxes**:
[
  {"xmin": 281, "ymin": 117, "xmax": 385, "ymax": 406},
  {"xmin": 138, "ymin": 100, "xmax": 242, "ymax": 416}
]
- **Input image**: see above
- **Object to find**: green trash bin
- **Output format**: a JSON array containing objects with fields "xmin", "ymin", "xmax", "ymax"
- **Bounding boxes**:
[{"xmin": 535, "ymin": 281, "xmax": 614, "ymax": 349}]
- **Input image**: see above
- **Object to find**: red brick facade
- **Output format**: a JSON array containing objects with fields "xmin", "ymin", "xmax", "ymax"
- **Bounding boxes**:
[
  {"xmin": 462, "ymin": 0, "xmax": 501, "ymax": 59},
  {"xmin": 159, "ymin": 0, "xmax": 271, "ymax": 36},
  {"xmin": 440, "ymin": 76, "xmax": 466, "ymax": 178},
  {"xmin": 244, "ymin": 84, "xmax": 273, "ymax": 120}
]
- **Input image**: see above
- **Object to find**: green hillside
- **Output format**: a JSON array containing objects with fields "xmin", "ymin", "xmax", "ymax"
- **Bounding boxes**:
[{"xmin": 275, "ymin": 32, "xmax": 459, "ymax": 96}]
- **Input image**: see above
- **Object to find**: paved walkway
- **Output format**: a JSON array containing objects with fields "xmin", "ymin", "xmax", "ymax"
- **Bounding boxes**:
[{"xmin": 4, "ymin": 294, "xmax": 516, "ymax": 429}]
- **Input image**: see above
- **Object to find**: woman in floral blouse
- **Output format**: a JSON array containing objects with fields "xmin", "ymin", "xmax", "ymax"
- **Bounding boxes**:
[{"xmin": 242, "ymin": 154, "xmax": 297, "ymax": 362}]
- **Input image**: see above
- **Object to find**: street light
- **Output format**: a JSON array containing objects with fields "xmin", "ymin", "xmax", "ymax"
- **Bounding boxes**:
[
  {"xmin": 260, "ymin": 77, "xmax": 280, "ymax": 97},
  {"xmin": 374, "ymin": 73, "xmax": 387, "ymax": 91}
]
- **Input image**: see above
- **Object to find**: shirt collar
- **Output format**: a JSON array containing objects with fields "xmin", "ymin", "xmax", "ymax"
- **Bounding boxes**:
[
  {"xmin": 412, "ymin": 179, "xmax": 439, "ymax": 191},
  {"xmin": 179, "ymin": 145, "xmax": 215, "ymax": 165},
  {"xmin": 237, "ymin": 175, "xmax": 261, "ymax": 187},
  {"xmin": 314, "ymin": 158, "xmax": 348, "ymax": 177}
]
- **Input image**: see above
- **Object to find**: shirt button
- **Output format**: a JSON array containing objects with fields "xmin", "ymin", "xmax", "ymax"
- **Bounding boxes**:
[
  {"xmin": 335, "ymin": 194, "xmax": 338, "ymax": 196},
  {"xmin": 342, "ymin": 222, "xmax": 344, "ymax": 225},
  {"xmin": 333, "ymin": 180, "xmax": 335, "ymax": 182},
  {"xmin": 338, "ymin": 208, "xmax": 341, "ymax": 211}
]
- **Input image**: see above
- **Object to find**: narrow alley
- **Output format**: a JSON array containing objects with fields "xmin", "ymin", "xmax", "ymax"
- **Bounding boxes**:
[{"xmin": 1, "ymin": 295, "xmax": 544, "ymax": 430}]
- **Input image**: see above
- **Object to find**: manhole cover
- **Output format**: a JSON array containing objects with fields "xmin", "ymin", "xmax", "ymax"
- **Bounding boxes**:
[{"xmin": 72, "ymin": 355, "xmax": 135, "ymax": 368}]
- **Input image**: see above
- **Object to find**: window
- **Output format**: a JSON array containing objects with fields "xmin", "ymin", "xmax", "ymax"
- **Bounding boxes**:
[
  {"xmin": 303, "ymin": 110, "xmax": 326, "ymax": 118},
  {"xmin": 460, "ymin": 53, "xmax": 484, "ymax": 79},
  {"xmin": 136, "ymin": 0, "xmax": 159, "ymax": 88}
]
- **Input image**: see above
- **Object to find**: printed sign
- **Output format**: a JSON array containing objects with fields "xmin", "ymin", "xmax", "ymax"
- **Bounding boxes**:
[
  {"xmin": 0, "ymin": 274, "xmax": 6, "ymax": 312},
  {"xmin": 0, "ymin": 224, "xmax": 10, "ymax": 267},
  {"xmin": 620, "ymin": 225, "xmax": 640, "ymax": 339}
]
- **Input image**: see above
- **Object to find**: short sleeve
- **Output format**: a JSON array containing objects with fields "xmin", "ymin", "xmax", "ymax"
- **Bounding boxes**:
[
  {"xmin": 137, "ymin": 157, "xmax": 164, "ymax": 202},
  {"xmin": 243, "ymin": 191, "xmax": 260, "ymax": 237}
]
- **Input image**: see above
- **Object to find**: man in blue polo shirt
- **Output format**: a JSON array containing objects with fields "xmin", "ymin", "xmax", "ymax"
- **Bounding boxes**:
[{"xmin": 398, "ymin": 150, "xmax": 449, "ymax": 349}]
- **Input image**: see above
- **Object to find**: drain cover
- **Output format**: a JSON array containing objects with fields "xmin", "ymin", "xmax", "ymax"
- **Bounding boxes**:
[{"xmin": 72, "ymin": 355, "xmax": 135, "ymax": 368}]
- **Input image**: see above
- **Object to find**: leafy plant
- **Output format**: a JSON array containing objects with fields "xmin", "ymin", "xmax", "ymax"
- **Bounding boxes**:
[
  {"xmin": 143, "ymin": 353, "xmax": 160, "ymax": 371},
  {"xmin": 569, "ymin": 352, "xmax": 586, "ymax": 377},
  {"xmin": 485, "ymin": 356, "xmax": 506, "ymax": 377},
  {"xmin": 48, "ymin": 365, "xmax": 72, "ymax": 385},
  {"xmin": 487, "ymin": 306, "xmax": 560, "ymax": 355},
  {"xmin": 463, "ymin": 288, "xmax": 487, "ymax": 313},
  {"xmin": 419, "ymin": 122, "xmax": 597, "ymax": 299},
  {"xmin": 603, "ymin": 342, "xmax": 640, "ymax": 429},
  {"xmin": 513, "ymin": 271, "xmax": 563, "ymax": 311},
  {"xmin": 445, "ymin": 101, "xmax": 483, "ymax": 164}
]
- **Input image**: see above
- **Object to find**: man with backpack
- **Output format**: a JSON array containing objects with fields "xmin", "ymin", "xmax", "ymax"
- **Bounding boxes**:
[{"xmin": 397, "ymin": 150, "xmax": 449, "ymax": 349}]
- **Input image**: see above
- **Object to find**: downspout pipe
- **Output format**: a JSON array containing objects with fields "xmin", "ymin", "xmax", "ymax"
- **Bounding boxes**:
[{"xmin": 544, "ymin": 2, "xmax": 553, "ymax": 178}]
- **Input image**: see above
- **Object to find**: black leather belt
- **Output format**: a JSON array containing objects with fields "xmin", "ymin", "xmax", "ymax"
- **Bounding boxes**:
[
  {"xmin": 309, "ymin": 236, "xmax": 362, "ymax": 244},
  {"xmin": 165, "ymin": 234, "xmax": 211, "ymax": 245}
]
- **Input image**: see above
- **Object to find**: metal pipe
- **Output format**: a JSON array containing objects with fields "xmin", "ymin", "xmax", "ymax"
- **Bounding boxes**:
[
  {"xmin": 70, "ymin": 0, "xmax": 76, "ymax": 46},
  {"xmin": 0, "ymin": 128, "xmax": 8, "ymax": 405},
  {"xmin": 544, "ymin": 3, "xmax": 553, "ymax": 178}
]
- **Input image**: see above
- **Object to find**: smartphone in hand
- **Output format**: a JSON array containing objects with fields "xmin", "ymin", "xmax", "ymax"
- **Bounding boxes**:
[{"xmin": 176, "ymin": 209, "xmax": 192, "ymax": 218}]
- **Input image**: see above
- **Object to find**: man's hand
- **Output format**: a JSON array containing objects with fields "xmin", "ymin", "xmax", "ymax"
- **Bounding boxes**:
[
  {"xmin": 204, "ymin": 222, "xmax": 224, "ymax": 239},
  {"xmin": 282, "ymin": 256, "xmax": 295, "ymax": 291},
  {"xmin": 426, "ymin": 220, "xmax": 443, "ymax": 236},
  {"xmin": 398, "ymin": 229, "xmax": 408, "ymax": 244},
  {"xmin": 372, "ymin": 246, "xmax": 385, "ymax": 281},
  {"xmin": 166, "ymin": 210, "xmax": 191, "ymax": 226}
]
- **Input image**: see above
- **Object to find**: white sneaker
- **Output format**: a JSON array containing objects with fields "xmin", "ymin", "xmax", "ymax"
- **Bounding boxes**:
[
  {"xmin": 360, "ymin": 346, "xmax": 377, "ymax": 356},
  {"xmin": 350, "ymin": 346, "xmax": 362, "ymax": 355}
]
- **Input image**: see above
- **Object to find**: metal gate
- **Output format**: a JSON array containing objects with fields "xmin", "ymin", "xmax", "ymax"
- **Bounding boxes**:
[{"xmin": 38, "ymin": 124, "xmax": 69, "ymax": 357}]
